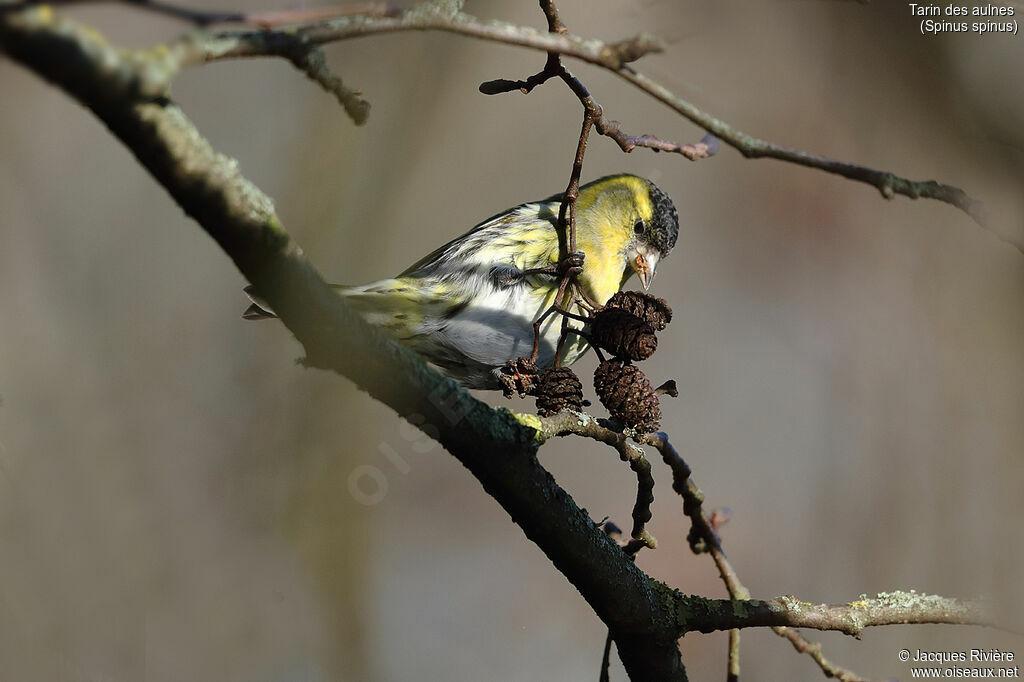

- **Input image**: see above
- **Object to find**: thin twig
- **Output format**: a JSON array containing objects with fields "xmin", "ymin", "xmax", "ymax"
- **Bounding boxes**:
[
  {"xmin": 640, "ymin": 431, "xmax": 893, "ymax": 680},
  {"xmin": 121, "ymin": 0, "xmax": 239, "ymax": 24},
  {"xmin": 621, "ymin": 444, "xmax": 657, "ymax": 549},
  {"xmin": 617, "ymin": 69, "xmax": 993, "ymax": 232},
  {"xmin": 556, "ymin": 69, "xmax": 596, "ymax": 258},
  {"xmin": 478, "ymin": 52, "xmax": 560, "ymax": 95},
  {"xmin": 53, "ymin": 0, "xmax": 984, "ymax": 227},
  {"xmin": 246, "ymin": 3, "xmax": 401, "ymax": 27},
  {"xmin": 539, "ymin": 0, "xmax": 565, "ymax": 34},
  {"xmin": 541, "ymin": 411, "xmax": 657, "ymax": 549},
  {"xmin": 543, "ymin": 410, "xmax": 974, "ymax": 677},
  {"xmin": 169, "ymin": 10, "xmax": 658, "ymax": 69},
  {"xmin": 481, "ymin": 50, "xmax": 715, "ymax": 163},
  {"xmin": 774, "ymin": 626, "xmax": 875, "ymax": 682},
  {"xmin": 522, "ymin": 6, "xmax": 599, "ymax": 370},
  {"xmin": 533, "ymin": 419, "xmax": 992, "ymax": 629},
  {"xmin": 5, "ymin": 0, "xmax": 402, "ymax": 26},
  {"xmin": 169, "ymin": 1, "xmax": 990, "ymax": 230},
  {"xmin": 73, "ymin": 0, "xmax": 990, "ymax": 235},
  {"xmin": 25, "ymin": 0, "xmax": 247, "ymax": 25},
  {"xmin": 553, "ymin": 309, "xmax": 571, "ymax": 368},
  {"xmin": 599, "ymin": 629, "xmax": 614, "ymax": 682},
  {"xmin": 727, "ymin": 628, "xmax": 741, "ymax": 682},
  {"xmin": 642, "ymin": 433, "xmax": 748, "ymax": 596},
  {"xmin": 597, "ymin": 119, "xmax": 720, "ymax": 161},
  {"xmin": 287, "ymin": 46, "xmax": 370, "ymax": 124}
]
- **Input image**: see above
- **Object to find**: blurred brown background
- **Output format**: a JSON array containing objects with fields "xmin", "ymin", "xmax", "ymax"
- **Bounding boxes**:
[{"xmin": 1, "ymin": 1, "xmax": 1022, "ymax": 680}]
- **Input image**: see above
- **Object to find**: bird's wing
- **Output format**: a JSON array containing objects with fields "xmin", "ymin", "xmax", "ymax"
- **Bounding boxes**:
[
  {"xmin": 399, "ymin": 200, "xmax": 561, "ymax": 277},
  {"xmin": 338, "ymin": 276, "xmax": 505, "ymax": 380}
]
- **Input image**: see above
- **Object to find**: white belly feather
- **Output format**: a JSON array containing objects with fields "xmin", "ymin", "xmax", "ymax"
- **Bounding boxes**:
[{"xmin": 412, "ymin": 273, "xmax": 590, "ymax": 388}]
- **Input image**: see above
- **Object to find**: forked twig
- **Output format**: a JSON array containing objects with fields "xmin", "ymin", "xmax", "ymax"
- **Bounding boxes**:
[
  {"xmin": 643, "ymin": 432, "xmax": 874, "ymax": 681},
  {"xmin": 510, "ymin": 1, "xmax": 719, "ymax": 372},
  {"xmin": 40, "ymin": 0, "xmax": 989, "ymax": 231}
]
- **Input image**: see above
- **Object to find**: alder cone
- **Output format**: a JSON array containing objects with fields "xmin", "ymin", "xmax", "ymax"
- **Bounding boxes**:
[
  {"xmin": 588, "ymin": 308, "xmax": 657, "ymax": 361},
  {"xmin": 499, "ymin": 357, "xmax": 539, "ymax": 398},
  {"xmin": 593, "ymin": 360, "xmax": 661, "ymax": 433},
  {"xmin": 605, "ymin": 291, "xmax": 673, "ymax": 331},
  {"xmin": 534, "ymin": 366, "xmax": 584, "ymax": 416}
]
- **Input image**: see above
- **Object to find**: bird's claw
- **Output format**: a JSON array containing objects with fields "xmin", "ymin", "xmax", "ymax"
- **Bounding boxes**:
[{"xmin": 559, "ymin": 251, "xmax": 585, "ymax": 277}]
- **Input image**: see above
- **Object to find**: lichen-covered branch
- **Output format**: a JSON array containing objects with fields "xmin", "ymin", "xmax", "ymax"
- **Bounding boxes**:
[
  {"xmin": 645, "ymin": 430, "xmax": 907, "ymax": 680},
  {"xmin": 15, "ymin": 0, "xmax": 985, "ymax": 226},
  {"xmin": 548, "ymin": 421, "xmax": 995, "ymax": 679},
  {"xmin": 0, "ymin": 4, "xmax": 1002, "ymax": 681},
  {"xmin": 643, "ymin": 430, "xmax": 886, "ymax": 679},
  {"xmin": 671, "ymin": 591, "xmax": 986, "ymax": 638},
  {"xmin": 131, "ymin": 0, "xmax": 988, "ymax": 228},
  {"xmin": 169, "ymin": 6, "xmax": 662, "ymax": 72},
  {"xmin": 0, "ymin": 7, "xmax": 687, "ymax": 680}
]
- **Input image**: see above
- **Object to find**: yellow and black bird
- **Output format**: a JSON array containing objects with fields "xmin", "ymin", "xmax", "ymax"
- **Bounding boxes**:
[{"xmin": 244, "ymin": 174, "xmax": 678, "ymax": 389}]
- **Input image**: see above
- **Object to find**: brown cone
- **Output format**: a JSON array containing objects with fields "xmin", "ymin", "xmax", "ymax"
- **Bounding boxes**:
[
  {"xmin": 498, "ymin": 357, "xmax": 540, "ymax": 398},
  {"xmin": 589, "ymin": 308, "xmax": 657, "ymax": 361},
  {"xmin": 534, "ymin": 366, "xmax": 584, "ymax": 416},
  {"xmin": 605, "ymin": 291, "xmax": 673, "ymax": 331},
  {"xmin": 593, "ymin": 360, "xmax": 661, "ymax": 433}
]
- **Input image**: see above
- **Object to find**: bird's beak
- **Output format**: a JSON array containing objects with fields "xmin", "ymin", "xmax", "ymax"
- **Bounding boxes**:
[{"xmin": 631, "ymin": 248, "xmax": 660, "ymax": 290}]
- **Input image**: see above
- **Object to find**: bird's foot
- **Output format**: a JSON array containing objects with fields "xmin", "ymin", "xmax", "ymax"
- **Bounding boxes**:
[
  {"xmin": 498, "ymin": 357, "xmax": 540, "ymax": 398},
  {"xmin": 558, "ymin": 251, "xmax": 585, "ymax": 278},
  {"xmin": 519, "ymin": 251, "xmax": 585, "ymax": 281}
]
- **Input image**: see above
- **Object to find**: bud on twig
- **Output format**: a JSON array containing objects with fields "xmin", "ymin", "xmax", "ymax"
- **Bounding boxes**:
[{"xmin": 654, "ymin": 380, "xmax": 678, "ymax": 398}]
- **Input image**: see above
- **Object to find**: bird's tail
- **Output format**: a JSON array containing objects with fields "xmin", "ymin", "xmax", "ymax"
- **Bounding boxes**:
[
  {"xmin": 241, "ymin": 284, "xmax": 355, "ymax": 320},
  {"xmin": 241, "ymin": 281, "xmax": 431, "ymax": 339}
]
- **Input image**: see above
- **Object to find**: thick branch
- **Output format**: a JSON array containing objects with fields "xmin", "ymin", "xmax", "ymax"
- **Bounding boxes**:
[
  {"xmin": 0, "ymin": 7, "xmax": 688, "ymax": 680},
  {"xmin": 0, "ymin": 5, "xmax": 1002, "ymax": 680},
  {"xmin": 171, "ymin": 8, "xmax": 661, "ymax": 71},
  {"xmin": 1, "ymin": 0, "xmax": 992, "ymax": 228},
  {"xmin": 545, "ymin": 417, "xmax": 997, "ymax": 679},
  {"xmin": 155, "ymin": 1, "xmax": 991, "ymax": 230}
]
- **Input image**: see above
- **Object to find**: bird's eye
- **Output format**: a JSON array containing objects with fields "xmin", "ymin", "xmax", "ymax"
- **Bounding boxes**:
[{"xmin": 634, "ymin": 219, "xmax": 645, "ymax": 235}]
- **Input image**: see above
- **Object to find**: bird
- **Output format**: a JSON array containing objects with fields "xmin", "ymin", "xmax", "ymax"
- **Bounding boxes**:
[{"xmin": 243, "ymin": 173, "xmax": 679, "ymax": 390}]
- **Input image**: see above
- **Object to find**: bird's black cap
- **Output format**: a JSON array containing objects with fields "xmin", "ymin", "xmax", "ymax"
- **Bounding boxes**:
[{"xmin": 645, "ymin": 181, "xmax": 679, "ymax": 256}]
